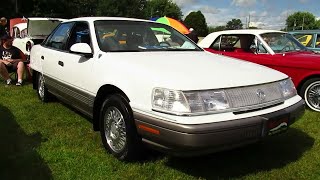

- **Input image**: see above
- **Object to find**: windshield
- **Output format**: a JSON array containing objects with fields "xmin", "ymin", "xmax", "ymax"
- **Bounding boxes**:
[
  {"xmin": 260, "ymin": 33, "xmax": 308, "ymax": 53},
  {"xmin": 94, "ymin": 20, "xmax": 201, "ymax": 52}
]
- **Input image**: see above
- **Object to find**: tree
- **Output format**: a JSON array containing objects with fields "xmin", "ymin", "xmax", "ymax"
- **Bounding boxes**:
[
  {"xmin": 208, "ymin": 26, "xmax": 226, "ymax": 33},
  {"xmin": 286, "ymin": 11, "xmax": 319, "ymax": 31},
  {"xmin": 184, "ymin": 11, "xmax": 208, "ymax": 37},
  {"xmin": 226, "ymin": 19, "xmax": 243, "ymax": 30},
  {"xmin": 97, "ymin": 0, "xmax": 147, "ymax": 19},
  {"xmin": 145, "ymin": 0, "xmax": 183, "ymax": 20}
]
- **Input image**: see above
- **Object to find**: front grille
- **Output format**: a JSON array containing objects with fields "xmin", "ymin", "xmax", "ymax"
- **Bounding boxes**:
[{"xmin": 226, "ymin": 81, "xmax": 284, "ymax": 111}]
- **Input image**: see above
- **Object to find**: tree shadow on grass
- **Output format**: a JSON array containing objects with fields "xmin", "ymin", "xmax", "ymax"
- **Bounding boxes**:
[
  {"xmin": 165, "ymin": 128, "xmax": 314, "ymax": 179},
  {"xmin": 0, "ymin": 105, "xmax": 52, "ymax": 180}
]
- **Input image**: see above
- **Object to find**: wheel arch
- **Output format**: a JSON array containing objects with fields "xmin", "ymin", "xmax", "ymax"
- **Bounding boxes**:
[
  {"xmin": 297, "ymin": 74, "xmax": 320, "ymax": 95},
  {"xmin": 92, "ymin": 84, "xmax": 131, "ymax": 131},
  {"xmin": 32, "ymin": 70, "xmax": 39, "ymax": 90}
]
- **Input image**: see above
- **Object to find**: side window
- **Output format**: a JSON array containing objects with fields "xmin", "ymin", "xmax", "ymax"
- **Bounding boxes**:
[
  {"xmin": 20, "ymin": 29, "xmax": 27, "ymax": 38},
  {"xmin": 12, "ymin": 27, "xmax": 20, "ymax": 38},
  {"xmin": 210, "ymin": 35, "xmax": 240, "ymax": 52},
  {"xmin": 66, "ymin": 22, "xmax": 91, "ymax": 50},
  {"xmin": 293, "ymin": 34, "xmax": 313, "ymax": 47},
  {"xmin": 316, "ymin": 34, "xmax": 320, "ymax": 48},
  {"xmin": 44, "ymin": 23, "xmax": 74, "ymax": 50},
  {"xmin": 255, "ymin": 37, "xmax": 268, "ymax": 54},
  {"xmin": 210, "ymin": 36, "xmax": 221, "ymax": 50}
]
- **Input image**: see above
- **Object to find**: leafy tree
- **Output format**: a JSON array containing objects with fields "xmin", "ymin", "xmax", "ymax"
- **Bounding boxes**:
[
  {"xmin": 226, "ymin": 19, "xmax": 243, "ymax": 30},
  {"xmin": 97, "ymin": 0, "xmax": 147, "ymax": 19},
  {"xmin": 31, "ymin": 0, "xmax": 71, "ymax": 18},
  {"xmin": 286, "ymin": 11, "xmax": 318, "ymax": 30},
  {"xmin": 184, "ymin": 11, "xmax": 208, "ymax": 37},
  {"xmin": 66, "ymin": 0, "xmax": 98, "ymax": 17},
  {"xmin": 208, "ymin": 26, "xmax": 226, "ymax": 33},
  {"xmin": 0, "ymin": 0, "xmax": 16, "ymax": 18},
  {"xmin": 145, "ymin": 0, "xmax": 182, "ymax": 20}
]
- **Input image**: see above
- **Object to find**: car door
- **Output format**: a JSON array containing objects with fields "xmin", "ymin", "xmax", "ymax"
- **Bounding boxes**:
[
  {"xmin": 40, "ymin": 22, "xmax": 75, "ymax": 84},
  {"xmin": 53, "ymin": 21, "xmax": 95, "ymax": 116},
  {"xmin": 210, "ymin": 34, "xmax": 273, "ymax": 65}
]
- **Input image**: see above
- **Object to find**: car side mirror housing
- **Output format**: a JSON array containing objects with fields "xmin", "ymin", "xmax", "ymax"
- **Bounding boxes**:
[{"xmin": 70, "ymin": 43, "xmax": 93, "ymax": 58}]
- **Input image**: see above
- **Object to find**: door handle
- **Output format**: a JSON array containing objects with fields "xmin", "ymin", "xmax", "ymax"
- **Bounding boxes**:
[
  {"xmin": 58, "ymin": 61, "xmax": 64, "ymax": 67},
  {"xmin": 41, "ymin": 56, "xmax": 44, "ymax": 60}
]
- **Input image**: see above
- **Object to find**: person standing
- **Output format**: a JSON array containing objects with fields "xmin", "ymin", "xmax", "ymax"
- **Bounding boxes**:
[
  {"xmin": 0, "ymin": 34, "xmax": 25, "ymax": 86},
  {"xmin": 186, "ymin": 28, "xmax": 199, "ymax": 43},
  {"xmin": 0, "ymin": 17, "xmax": 8, "ymax": 37}
]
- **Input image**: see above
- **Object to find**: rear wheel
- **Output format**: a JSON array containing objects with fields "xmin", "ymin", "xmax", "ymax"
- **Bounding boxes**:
[
  {"xmin": 300, "ymin": 78, "xmax": 320, "ymax": 112},
  {"xmin": 99, "ymin": 94, "xmax": 142, "ymax": 161},
  {"xmin": 37, "ymin": 73, "xmax": 49, "ymax": 102}
]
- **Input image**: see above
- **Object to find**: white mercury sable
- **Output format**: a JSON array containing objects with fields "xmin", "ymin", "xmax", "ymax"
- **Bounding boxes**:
[{"xmin": 30, "ymin": 17, "xmax": 305, "ymax": 161}]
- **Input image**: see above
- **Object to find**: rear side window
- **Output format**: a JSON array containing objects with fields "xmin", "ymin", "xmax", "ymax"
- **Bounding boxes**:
[
  {"xmin": 210, "ymin": 34, "xmax": 255, "ymax": 52},
  {"xmin": 210, "ymin": 35, "xmax": 240, "ymax": 51},
  {"xmin": 44, "ymin": 23, "xmax": 74, "ymax": 50}
]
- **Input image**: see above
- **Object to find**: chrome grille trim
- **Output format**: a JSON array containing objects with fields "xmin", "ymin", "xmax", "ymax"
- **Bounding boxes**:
[{"xmin": 226, "ymin": 81, "xmax": 284, "ymax": 109}]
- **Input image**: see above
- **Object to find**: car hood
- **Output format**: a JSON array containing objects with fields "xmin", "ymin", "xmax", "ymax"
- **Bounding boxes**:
[
  {"xmin": 27, "ymin": 18, "xmax": 65, "ymax": 38},
  {"xmin": 104, "ymin": 51, "xmax": 288, "ymax": 90}
]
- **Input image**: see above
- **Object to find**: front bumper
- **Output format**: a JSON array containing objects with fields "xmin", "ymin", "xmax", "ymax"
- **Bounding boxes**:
[{"xmin": 134, "ymin": 99, "xmax": 305, "ymax": 156}]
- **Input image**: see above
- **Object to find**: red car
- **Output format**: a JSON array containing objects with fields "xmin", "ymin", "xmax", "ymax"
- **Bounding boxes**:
[{"xmin": 198, "ymin": 29, "xmax": 320, "ymax": 111}]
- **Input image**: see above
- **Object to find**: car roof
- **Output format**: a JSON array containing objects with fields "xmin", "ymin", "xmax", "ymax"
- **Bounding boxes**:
[
  {"xmin": 198, "ymin": 29, "xmax": 286, "ymax": 48},
  {"xmin": 63, "ymin": 17, "xmax": 154, "ymax": 23},
  {"xmin": 27, "ymin": 17, "xmax": 67, "ymax": 21},
  {"xmin": 210, "ymin": 29, "xmax": 285, "ymax": 35},
  {"xmin": 289, "ymin": 30, "xmax": 320, "ymax": 34}
]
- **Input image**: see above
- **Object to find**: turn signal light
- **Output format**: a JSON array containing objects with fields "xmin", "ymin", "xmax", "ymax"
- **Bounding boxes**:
[{"xmin": 138, "ymin": 124, "xmax": 160, "ymax": 135}]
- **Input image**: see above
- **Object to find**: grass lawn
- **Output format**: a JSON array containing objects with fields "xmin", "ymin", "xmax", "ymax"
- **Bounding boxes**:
[{"xmin": 1, "ymin": 83, "xmax": 320, "ymax": 180}]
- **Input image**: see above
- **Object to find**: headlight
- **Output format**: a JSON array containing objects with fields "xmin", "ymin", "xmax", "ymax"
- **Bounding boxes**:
[
  {"xmin": 152, "ymin": 88, "xmax": 190, "ymax": 114},
  {"xmin": 279, "ymin": 78, "xmax": 297, "ymax": 99},
  {"xmin": 152, "ymin": 88, "xmax": 230, "ymax": 115}
]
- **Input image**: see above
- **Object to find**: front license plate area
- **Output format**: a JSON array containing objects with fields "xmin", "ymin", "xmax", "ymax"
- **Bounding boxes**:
[{"xmin": 267, "ymin": 115, "xmax": 289, "ymax": 136}]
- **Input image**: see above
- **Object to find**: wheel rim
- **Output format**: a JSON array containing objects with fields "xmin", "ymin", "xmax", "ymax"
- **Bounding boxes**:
[
  {"xmin": 38, "ymin": 75, "xmax": 45, "ymax": 100},
  {"xmin": 104, "ymin": 107, "xmax": 127, "ymax": 153},
  {"xmin": 306, "ymin": 81, "xmax": 320, "ymax": 111}
]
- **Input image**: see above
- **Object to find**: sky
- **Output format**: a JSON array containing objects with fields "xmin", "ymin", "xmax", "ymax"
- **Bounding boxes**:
[{"xmin": 172, "ymin": 0, "xmax": 320, "ymax": 29}]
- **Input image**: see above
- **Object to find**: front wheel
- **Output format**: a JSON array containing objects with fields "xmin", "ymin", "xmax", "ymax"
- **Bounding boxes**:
[
  {"xmin": 300, "ymin": 78, "xmax": 320, "ymax": 112},
  {"xmin": 37, "ymin": 73, "xmax": 50, "ymax": 102},
  {"xmin": 99, "ymin": 94, "xmax": 142, "ymax": 161}
]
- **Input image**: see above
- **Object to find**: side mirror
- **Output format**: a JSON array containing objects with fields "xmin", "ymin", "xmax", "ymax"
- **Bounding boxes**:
[{"xmin": 70, "ymin": 43, "xmax": 93, "ymax": 58}]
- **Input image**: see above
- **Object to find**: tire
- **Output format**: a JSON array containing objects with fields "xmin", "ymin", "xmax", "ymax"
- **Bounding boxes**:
[
  {"xmin": 99, "ymin": 94, "xmax": 142, "ymax": 161},
  {"xmin": 300, "ymin": 78, "xmax": 320, "ymax": 112},
  {"xmin": 37, "ymin": 73, "xmax": 49, "ymax": 102}
]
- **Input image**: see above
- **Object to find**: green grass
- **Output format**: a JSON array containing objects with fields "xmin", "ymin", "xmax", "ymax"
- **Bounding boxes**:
[{"xmin": 1, "ymin": 83, "xmax": 320, "ymax": 180}]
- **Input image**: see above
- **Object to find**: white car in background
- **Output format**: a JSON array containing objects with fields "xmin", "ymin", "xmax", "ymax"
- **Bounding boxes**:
[
  {"xmin": 30, "ymin": 17, "xmax": 305, "ymax": 161},
  {"xmin": 13, "ymin": 17, "xmax": 65, "ymax": 59}
]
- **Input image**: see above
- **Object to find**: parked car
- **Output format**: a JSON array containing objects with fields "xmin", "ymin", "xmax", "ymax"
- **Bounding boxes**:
[
  {"xmin": 288, "ymin": 30, "xmax": 320, "ymax": 53},
  {"xmin": 11, "ymin": 22, "xmax": 27, "ymax": 39},
  {"xmin": 198, "ymin": 29, "xmax": 320, "ymax": 112},
  {"xmin": 30, "ymin": 18, "xmax": 304, "ymax": 161},
  {"xmin": 13, "ymin": 17, "xmax": 65, "ymax": 60}
]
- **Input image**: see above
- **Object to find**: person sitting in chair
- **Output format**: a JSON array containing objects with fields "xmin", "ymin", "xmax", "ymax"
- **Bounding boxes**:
[{"xmin": 0, "ymin": 34, "xmax": 25, "ymax": 86}]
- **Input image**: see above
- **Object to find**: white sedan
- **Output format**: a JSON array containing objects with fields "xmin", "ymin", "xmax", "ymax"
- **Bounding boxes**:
[{"xmin": 30, "ymin": 17, "xmax": 305, "ymax": 161}]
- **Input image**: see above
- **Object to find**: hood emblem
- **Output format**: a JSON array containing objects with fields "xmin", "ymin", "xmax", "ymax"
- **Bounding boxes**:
[{"xmin": 256, "ymin": 89, "xmax": 266, "ymax": 101}]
